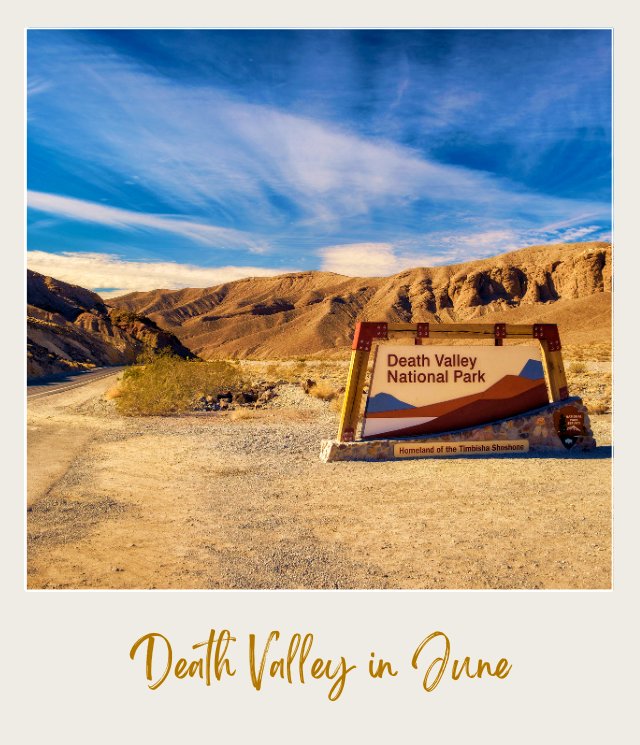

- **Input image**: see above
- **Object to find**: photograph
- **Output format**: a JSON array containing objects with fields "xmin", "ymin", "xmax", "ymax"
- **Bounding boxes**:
[{"xmin": 26, "ymin": 28, "xmax": 612, "ymax": 591}]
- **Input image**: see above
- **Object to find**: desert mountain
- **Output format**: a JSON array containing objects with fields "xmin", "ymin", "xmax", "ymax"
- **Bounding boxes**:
[
  {"xmin": 27, "ymin": 270, "xmax": 195, "ymax": 378},
  {"xmin": 112, "ymin": 241, "xmax": 611, "ymax": 359}
]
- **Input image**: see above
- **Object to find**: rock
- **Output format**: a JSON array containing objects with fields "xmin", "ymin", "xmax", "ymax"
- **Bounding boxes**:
[
  {"xmin": 235, "ymin": 390, "xmax": 258, "ymax": 404},
  {"xmin": 27, "ymin": 268, "xmax": 196, "ymax": 379},
  {"xmin": 258, "ymin": 389, "xmax": 275, "ymax": 403}
]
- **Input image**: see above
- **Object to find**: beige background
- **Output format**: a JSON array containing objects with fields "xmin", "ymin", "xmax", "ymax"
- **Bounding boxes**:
[{"xmin": 5, "ymin": 3, "xmax": 636, "ymax": 742}]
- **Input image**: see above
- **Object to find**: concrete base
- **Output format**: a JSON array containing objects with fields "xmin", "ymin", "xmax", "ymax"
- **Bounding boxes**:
[{"xmin": 320, "ymin": 397, "xmax": 595, "ymax": 462}]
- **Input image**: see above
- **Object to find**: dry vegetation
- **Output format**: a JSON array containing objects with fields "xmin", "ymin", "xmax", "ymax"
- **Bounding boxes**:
[
  {"xmin": 565, "ymin": 359, "xmax": 612, "ymax": 415},
  {"xmin": 110, "ymin": 355, "xmax": 349, "ymax": 417},
  {"xmin": 307, "ymin": 381, "xmax": 340, "ymax": 401},
  {"xmin": 115, "ymin": 353, "xmax": 243, "ymax": 416},
  {"xmin": 564, "ymin": 342, "xmax": 611, "ymax": 362}
]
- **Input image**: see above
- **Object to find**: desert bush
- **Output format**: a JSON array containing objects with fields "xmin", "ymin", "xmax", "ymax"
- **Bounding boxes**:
[
  {"xmin": 291, "ymin": 362, "xmax": 307, "ymax": 378},
  {"xmin": 564, "ymin": 343, "xmax": 611, "ymax": 362},
  {"xmin": 587, "ymin": 401, "xmax": 610, "ymax": 415},
  {"xmin": 115, "ymin": 353, "xmax": 243, "ymax": 416},
  {"xmin": 104, "ymin": 385, "xmax": 121, "ymax": 400},
  {"xmin": 259, "ymin": 362, "xmax": 295, "ymax": 382},
  {"xmin": 229, "ymin": 408, "xmax": 260, "ymax": 421},
  {"xmin": 568, "ymin": 361, "xmax": 587, "ymax": 374},
  {"xmin": 251, "ymin": 361, "xmax": 308, "ymax": 383},
  {"xmin": 307, "ymin": 380, "xmax": 339, "ymax": 401}
]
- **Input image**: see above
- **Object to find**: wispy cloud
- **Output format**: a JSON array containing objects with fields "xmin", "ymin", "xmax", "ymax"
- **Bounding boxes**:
[
  {"xmin": 33, "ymin": 66, "xmax": 500, "ymax": 225},
  {"xmin": 27, "ymin": 250, "xmax": 290, "ymax": 296},
  {"xmin": 28, "ymin": 191, "xmax": 265, "ymax": 252},
  {"xmin": 548, "ymin": 225, "xmax": 603, "ymax": 242},
  {"xmin": 27, "ymin": 31, "xmax": 611, "ymax": 274},
  {"xmin": 28, "ymin": 35, "xmax": 610, "ymax": 236},
  {"xmin": 27, "ymin": 77, "xmax": 52, "ymax": 97}
]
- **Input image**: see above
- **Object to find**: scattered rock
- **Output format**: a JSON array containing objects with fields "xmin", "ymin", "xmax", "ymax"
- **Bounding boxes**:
[
  {"xmin": 258, "ymin": 389, "xmax": 276, "ymax": 404},
  {"xmin": 234, "ymin": 389, "xmax": 258, "ymax": 405}
]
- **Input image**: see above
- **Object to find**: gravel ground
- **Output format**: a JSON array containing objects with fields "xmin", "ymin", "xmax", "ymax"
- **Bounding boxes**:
[{"xmin": 27, "ymin": 372, "xmax": 612, "ymax": 590}]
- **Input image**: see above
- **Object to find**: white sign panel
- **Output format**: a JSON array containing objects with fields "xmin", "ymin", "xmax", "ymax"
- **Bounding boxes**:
[{"xmin": 362, "ymin": 344, "xmax": 548, "ymax": 440}]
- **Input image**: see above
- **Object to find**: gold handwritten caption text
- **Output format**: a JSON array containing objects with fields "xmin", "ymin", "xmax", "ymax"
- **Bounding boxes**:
[{"xmin": 129, "ymin": 630, "xmax": 512, "ymax": 701}]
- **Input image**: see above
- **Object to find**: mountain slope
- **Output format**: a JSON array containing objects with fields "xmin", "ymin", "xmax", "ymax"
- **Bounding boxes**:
[
  {"xmin": 27, "ymin": 270, "xmax": 195, "ymax": 378},
  {"xmin": 111, "ymin": 241, "xmax": 611, "ymax": 359}
]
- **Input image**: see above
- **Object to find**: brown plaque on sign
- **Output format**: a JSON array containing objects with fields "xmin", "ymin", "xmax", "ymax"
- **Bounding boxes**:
[{"xmin": 553, "ymin": 405, "xmax": 586, "ymax": 450}]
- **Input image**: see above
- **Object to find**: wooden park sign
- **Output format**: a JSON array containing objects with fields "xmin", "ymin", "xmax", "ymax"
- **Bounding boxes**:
[{"xmin": 336, "ymin": 322, "xmax": 569, "ymax": 444}]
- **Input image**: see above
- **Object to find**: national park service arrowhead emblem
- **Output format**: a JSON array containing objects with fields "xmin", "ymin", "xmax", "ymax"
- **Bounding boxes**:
[{"xmin": 553, "ymin": 405, "xmax": 586, "ymax": 450}]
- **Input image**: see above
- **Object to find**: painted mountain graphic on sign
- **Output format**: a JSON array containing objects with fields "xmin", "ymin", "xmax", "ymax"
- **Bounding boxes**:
[
  {"xmin": 363, "ymin": 375, "xmax": 549, "ymax": 439},
  {"xmin": 518, "ymin": 358, "xmax": 545, "ymax": 380},
  {"xmin": 365, "ymin": 392, "xmax": 415, "ymax": 414}
]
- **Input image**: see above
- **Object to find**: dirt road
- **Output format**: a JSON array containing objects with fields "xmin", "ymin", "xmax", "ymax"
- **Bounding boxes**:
[
  {"xmin": 27, "ymin": 375, "xmax": 611, "ymax": 590},
  {"xmin": 27, "ymin": 368, "xmax": 122, "ymax": 507}
]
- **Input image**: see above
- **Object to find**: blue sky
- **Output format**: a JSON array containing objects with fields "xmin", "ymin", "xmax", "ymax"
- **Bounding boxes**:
[{"xmin": 27, "ymin": 30, "xmax": 612, "ymax": 295}]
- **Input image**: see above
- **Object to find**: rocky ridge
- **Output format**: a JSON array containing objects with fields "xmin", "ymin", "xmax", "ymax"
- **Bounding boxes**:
[
  {"xmin": 27, "ymin": 269, "xmax": 195, "ymax": 378},
  {"xmin": 112, "ymin": 241, "xmax": 612, "ymax": 358}
]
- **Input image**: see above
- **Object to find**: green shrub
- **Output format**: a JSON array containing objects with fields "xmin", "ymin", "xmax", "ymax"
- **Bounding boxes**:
[{"xmin": 115, "ymin": 353, "xmax": 243, "ymax": 416}]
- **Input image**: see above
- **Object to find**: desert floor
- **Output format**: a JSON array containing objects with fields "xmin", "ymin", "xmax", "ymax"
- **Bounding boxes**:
[{"xmin": 27, "ymin": 362, "xmax": 611, "ymax": 590}]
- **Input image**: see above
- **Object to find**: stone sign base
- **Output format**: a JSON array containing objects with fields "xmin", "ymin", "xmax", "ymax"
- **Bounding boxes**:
[{"xmin": 320, "ymin": 397, "xmax": 595, "ymax": 462}]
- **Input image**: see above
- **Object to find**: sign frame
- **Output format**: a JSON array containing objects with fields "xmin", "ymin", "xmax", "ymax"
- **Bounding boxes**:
[{"xmin": 336, "ymin": 322, "xmax": 569, "ymax": 442}]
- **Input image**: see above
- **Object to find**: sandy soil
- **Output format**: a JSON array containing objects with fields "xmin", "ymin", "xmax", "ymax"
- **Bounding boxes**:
[{"xmin": 27, "ymin": 371, "xmax": 611, "ymax": 590}]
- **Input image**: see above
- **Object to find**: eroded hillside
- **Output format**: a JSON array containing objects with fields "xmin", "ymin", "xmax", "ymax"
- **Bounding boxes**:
[
  {"xmin": 112, "ymin": 241, "xmax": 611, "ymax": 358},
  {"xmin": 27, "ymin": 270, "xmax": 196, "ymax": 378}
]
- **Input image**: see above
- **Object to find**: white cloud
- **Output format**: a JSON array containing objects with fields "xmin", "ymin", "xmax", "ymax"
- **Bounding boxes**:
[
  {"xmin": 27, "ymin": 191, "xmax": 265, "ymax": 252},
  {"xmin": 27, "ymin": 250, "xmax": 290, "ymax": 297},
  {"xmin": 318, "ymin": 243, "xmax": 400, "ymax": 276}
]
